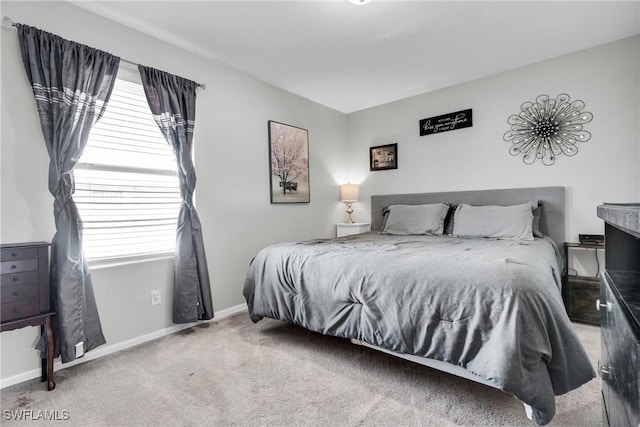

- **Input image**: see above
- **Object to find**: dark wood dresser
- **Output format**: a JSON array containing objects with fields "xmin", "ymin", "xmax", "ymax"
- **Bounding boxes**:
[
  {"xmin": 0, "ymin": 242, "xmax": 55, "ymax": 390},
  {"xmin": 597, "ymin": 204, "xmax": 640, "ymax": 427}
]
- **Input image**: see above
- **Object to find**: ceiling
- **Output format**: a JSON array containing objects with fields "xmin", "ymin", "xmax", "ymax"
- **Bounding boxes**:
[{"xmin": 73, "ymin": 1, "xmax": 640, "ymax": 114}]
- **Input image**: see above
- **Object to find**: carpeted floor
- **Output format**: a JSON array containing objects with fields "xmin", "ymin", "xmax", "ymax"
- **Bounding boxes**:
[{"xmin": 1, "ymin": 313, "xmax": 601, "ymax": 426}]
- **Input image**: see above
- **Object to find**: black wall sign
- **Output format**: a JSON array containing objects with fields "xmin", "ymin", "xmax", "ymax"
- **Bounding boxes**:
[{"xmin": 419, "ymin": 109, "xmax": 473, "ymax": 136}]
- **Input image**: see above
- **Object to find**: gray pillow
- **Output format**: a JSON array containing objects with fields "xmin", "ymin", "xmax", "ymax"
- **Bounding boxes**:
[
  {"xmin": 453, "ymin": 202, "xmax": 535, "ymax": 241},
  {"xmin": 383, "ymin": 203, "xmax": 449, "ymax": 235},
  {"xmin": 446, "ymin": 202, "xmax": 540, "ymax": 237}
]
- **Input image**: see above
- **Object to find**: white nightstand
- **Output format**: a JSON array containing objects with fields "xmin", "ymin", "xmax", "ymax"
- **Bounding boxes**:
[{"xmin": 336, "ymin": 223, "xmax": 371, "ymax": 237}]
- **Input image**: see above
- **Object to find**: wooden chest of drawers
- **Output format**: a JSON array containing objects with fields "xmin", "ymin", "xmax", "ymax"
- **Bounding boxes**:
[
  {"xmin": 600, "ymin": 271, "xmax": 640, "ymax": 427},
  {"xmin": 597, "ymin": 204, "xmax": 640, "ymax": 427},
  {"xmin": 1, "ymin": 243, "xmax": 50, "ymax": 322},
  {"xmin": 0, "ymin": 242, "xmax": 55, "ymax": 390}
]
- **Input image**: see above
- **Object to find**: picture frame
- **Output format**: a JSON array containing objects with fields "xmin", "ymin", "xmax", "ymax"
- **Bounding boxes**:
[
  {"xmin": 268, "ymin": 120, "xmax": 310, "ymax": 204},
  {"xmin": 370, "ymin": 143, "xmax": 398, "ymax": 171}
]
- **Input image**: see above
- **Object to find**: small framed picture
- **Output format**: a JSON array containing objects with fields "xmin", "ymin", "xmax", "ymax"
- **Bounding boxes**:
[{"xmin": 370, "ymin": 143, "xmax": 398, "ymax": 171}]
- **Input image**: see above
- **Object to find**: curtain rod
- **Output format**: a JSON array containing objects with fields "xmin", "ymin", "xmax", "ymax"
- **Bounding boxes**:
[{"xmin": 2, "ymin": 16, "xmax": 207, "ymax": 90}]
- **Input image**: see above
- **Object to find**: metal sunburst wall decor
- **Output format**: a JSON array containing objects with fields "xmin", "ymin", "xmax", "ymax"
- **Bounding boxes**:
[{"xmin": 503, "ymin": 93, "xmax": 593, "ymax": 166}]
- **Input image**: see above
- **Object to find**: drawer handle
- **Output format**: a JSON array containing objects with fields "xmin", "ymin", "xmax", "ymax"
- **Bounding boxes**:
[
  {"xmin": 12, "ymin": 291, "xmax": 19, "ymax": 297},
  {"xmin": 598, "ymin": 360, "xmax": 610, "ymax": 378},
  {"xmin": 11, "ymin": 252, "xmax": 17, "ymax": 257},
  {"xmin": 12, "ymin": 277, "xmax": 18, "ymax": 282},
  {"xmin": 595, "ymin": 299, "xmax": 608, "ymax": 311},
  {"xmin": 13, "ymin": 307, "xmax": 20, "ymax": 313},
  {"xmin": 10, "ymin": 264, "xmax": 17, "ymax": 269}
]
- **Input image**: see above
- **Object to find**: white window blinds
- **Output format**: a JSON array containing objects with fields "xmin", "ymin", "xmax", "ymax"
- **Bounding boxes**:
[{"xmin": 75, "ymin": 78, "xmax": 181, "ymax": 262}]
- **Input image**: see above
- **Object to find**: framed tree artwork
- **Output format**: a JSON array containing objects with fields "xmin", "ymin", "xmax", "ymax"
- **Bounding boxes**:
[{"xmin": 268, "ymin": 120, "xmax": 310, "ymax": 203}]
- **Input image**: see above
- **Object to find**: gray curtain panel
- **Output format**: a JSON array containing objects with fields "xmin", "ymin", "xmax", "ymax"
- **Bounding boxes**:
[
  {"xmin": 17, "ymin": 24, "xmax": 120, "ymax": 362},
  {"xmin": 138, "ymin": 65, "xmax": 214, "ymax": 323}
]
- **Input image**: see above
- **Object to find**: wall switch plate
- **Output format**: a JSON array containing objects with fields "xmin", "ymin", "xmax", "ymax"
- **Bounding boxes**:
[{"xmin": 151, "ymin": 289, "xmax": 162, "ymax": 305}]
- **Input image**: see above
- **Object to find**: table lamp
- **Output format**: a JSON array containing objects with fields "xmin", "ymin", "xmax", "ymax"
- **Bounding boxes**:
[{"xmin": 340, "ymin": 184, "xmax": 359, "ymax": 224}]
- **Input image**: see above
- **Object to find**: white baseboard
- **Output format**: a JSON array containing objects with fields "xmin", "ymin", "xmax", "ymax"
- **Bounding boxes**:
[{"xmin": 0, "ymin": 303, "xmax": 248, "ymax": 389}]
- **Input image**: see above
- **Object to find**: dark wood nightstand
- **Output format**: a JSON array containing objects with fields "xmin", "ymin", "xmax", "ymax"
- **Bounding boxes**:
[
  {"xmin": 563, "ymin": 242, "xmax": 604, "ymax": 325},
  {"xmin": 0, "ymin": 242, "xmax": 55, "ymax": 391}
]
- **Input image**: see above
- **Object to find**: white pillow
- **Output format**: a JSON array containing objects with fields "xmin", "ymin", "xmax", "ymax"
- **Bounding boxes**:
[
  {"xmin": 383, "ymin": 203, "xmax": 449, "ymax": 235},
  {"xmin": 453, "ymin": 203, "xmax": 534, "ymax": 241}
]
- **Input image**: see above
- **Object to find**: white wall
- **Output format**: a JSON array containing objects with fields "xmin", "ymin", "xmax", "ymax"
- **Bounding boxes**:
[
  {"xmin": 0, "ymin": 1, "xmax": 348, "ymax": 383},
  {"xmin": 347, "ymin": 36, "xmax": 640, "ymax": 243}
]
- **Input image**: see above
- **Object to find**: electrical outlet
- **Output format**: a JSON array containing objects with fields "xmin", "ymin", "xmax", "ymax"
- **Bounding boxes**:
[
  {"xmin": 151, "ymin": 289, "xmax": 162, "ymax": 305},
  {"xmin": 75, "ymin": 342, "xmax": 84, "ymax": 358}
]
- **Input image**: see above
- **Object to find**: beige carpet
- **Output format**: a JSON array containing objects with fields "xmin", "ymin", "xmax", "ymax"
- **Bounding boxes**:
[{"xmin": 1, "ymin": 313, "xmax": 601, "ymax": 426}]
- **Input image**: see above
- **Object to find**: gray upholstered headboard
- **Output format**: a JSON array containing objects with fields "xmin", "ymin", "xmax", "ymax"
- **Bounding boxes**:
[{"xmin": 371, "ymin": 186, "xmax": 565, "ymax": 249}]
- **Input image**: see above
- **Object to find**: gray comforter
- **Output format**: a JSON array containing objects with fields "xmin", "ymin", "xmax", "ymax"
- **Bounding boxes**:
[{"xmin": 243, "ymin": 233, "xmax": 595, "ymax": 425}]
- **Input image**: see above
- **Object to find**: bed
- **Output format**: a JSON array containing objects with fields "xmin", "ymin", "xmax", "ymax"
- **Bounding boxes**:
[{"xmin": 243, "ymin": 186, "xmax": 595, "ymax": 425}]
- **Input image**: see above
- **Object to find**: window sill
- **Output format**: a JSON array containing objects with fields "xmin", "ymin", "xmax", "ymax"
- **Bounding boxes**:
[{"xmin": 87, "ymin": 252, "xmax": 174, "ymax": 270}]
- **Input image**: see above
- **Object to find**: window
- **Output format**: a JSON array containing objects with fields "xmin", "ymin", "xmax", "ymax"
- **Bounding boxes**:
[{"xmin": 75, "ymin": 74, "xmax": 181, "ymax": 263}]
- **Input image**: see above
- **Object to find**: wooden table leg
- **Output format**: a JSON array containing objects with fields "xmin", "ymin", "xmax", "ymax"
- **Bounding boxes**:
[
  {"xmin": 44, "ymin": 315, "xmax": 55, "ymax": 391},
  {"xmin": 40, "ymin": 325, "xmax": 46, "ymax": 383}
]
